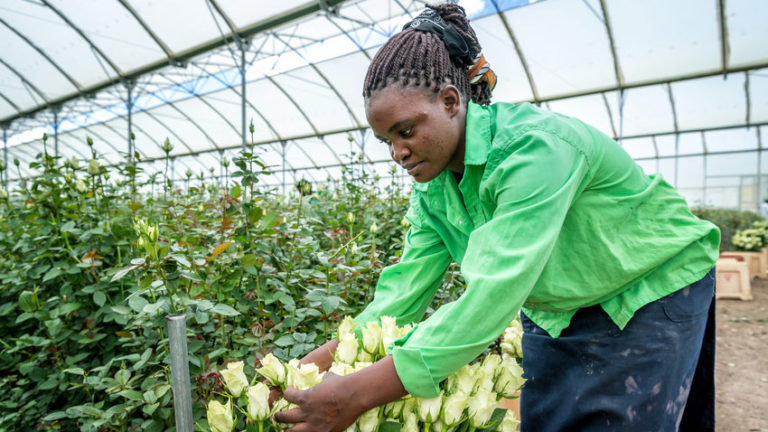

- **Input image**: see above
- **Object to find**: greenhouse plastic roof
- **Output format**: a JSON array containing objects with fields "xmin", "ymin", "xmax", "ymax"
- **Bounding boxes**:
[{"xmin": 1, "ymin": 0, "xmax": 768, "ymax": 186}]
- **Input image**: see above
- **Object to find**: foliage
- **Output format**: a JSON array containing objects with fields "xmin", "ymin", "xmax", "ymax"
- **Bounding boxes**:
[
  {"xmin": 690, "ymin": 207, "xmax": 764, "ymax": 251},
  {"xmin": 0, "ymin": 133, "xmax": 443, "ymax": 431}
]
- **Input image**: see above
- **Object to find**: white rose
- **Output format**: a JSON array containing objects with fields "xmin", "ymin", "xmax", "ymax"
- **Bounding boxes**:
[
  {"xmin": 246, "ymin": 383, "xmax": 270, "ymax": 421},
  {"xmin": 416, "ymin": 394, "xmax": 443, "ymax": 423},
  {"xmin": 220, "ymin": 361, "xmax": 248, "ymax": 397},
  {"xmin": 441, "ymin": 391, "xmax": 469, "ymax": 426},
  {"xmin": 338, "ymin": 316, "xmax": 356, "ymax": 341},
  {"xmin": 329, "ymin": 362, "xmax": 355, "ymax": 377},
  {"xmin": 380, "ymin": 316, "xmax": 399, "ymax": 356},
  {"xmin": 384, "ymin": 398, "xmax": 406, "ymax": 419},
  {"xmin": 356, "ymin": 407, "xmax": 379, "ymax": 432},
  {"xmin": 256, "ymin": 353, "xmax": 286, "ymax": 386},
  {"xmin": 357, "ymin": 350, "xmax": 373, "ymax": 363},
  {"xmin": 207, "ymin": 399, "xmax": 234, "ymax": 432},
  {"xmin": 361, "ymin": 322, "xmax": 382, "ymax": 355},
  {"xmin": 499, "ymin": 409, "xmax": 520, "ymax": 432},
  {"xmin": 286, "ymin": 359, "xmax": 324, "ymax": 389},
  {"xmin": 449, "ymin": 363, "xmax": 479, "ymax": 395},
  {"xmin": 495, "ymin": 358, "xmax": 526, "ymax": 398},
  {"xmin": 468, "ymin": 389, "xmax": 498, "ymax": 428},
  {"xmin": 403, "ymin": 411, "xmax": 419, "ymax": 430},
  {"xmin": 353, "ymin": 361, "xmax": 372, "ymax": 373},
  {"xmin": 336, "ymin": 337, "xmax": 358, "ymax": 365}
]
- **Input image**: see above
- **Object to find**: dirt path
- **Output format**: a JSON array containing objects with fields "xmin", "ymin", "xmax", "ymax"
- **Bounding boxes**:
[{"xmin": 716, "ymin": 277, "xmax": 768, "ymax": 431}]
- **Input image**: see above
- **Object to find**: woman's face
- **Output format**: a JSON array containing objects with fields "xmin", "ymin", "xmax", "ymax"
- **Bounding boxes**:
[{"xmin": 365, "ymin": 85, "xmax": 466, "ymax": 183}]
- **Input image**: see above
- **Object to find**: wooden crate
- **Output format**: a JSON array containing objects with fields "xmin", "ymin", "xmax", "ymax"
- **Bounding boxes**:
[
  {"xmin": 499, "ymin": 392, "xmax": 521, "ymax": 423},
  {"xmin": 720, "ymin": 252, "xmax": 766, "ymax": 279},
  {"xmin": 715, "ymin": 258, "xmax": 753, "ymax": 300}
]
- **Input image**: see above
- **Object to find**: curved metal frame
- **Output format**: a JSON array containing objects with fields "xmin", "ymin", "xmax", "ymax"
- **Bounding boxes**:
[{"xmin": 0, "ymin": 16, "xmax": 83, "ymax": 92}]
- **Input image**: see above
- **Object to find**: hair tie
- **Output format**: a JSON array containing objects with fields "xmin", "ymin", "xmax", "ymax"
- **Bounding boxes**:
[
  {"xmin": 403, "ymin": 9, "xmax": 473, "ymax": 65},
  {"xmin": 467, "ymin": 54, "xmax": 497, "ymax": 91}
]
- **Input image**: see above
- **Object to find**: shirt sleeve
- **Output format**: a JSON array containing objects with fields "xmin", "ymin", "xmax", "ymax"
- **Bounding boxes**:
[
  {"xmin": 391, "ymin": 130, "xmax": 592, "ymax": 397},
  {"xmin": 353, "ymin": 196, "xmax": 453, "ymax": 329}
]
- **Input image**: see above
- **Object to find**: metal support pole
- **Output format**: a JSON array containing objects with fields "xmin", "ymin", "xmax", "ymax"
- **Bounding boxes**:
[
  {"xmin": 674, "ymin": 134, "xmax": 679, "ymax": 188},
  {"xmin": 167, "ymin": 314, "xmax": 193, "ymax": 432},
  {"xmin": 2, "ymin": 127, "xmax": 7, "ymax": 188},
  {"xmin": 127, "ymin": 81, "xmax": 135, "ymax": 166},
  {"xmin": 240, "ymin": 39, "xmax": 248, "ymax": 151},
  {"xmin": 53, "ymin": 108, "xmax": 59, "ymax": 157},
  {"xmin": 703, "ymin": 153, "xmax": 708, "ymax": 207},
  {"xmin": 281, "ymin": 141, "xmax": 287, "ymax": 195},
  {"xmin": 758, "ymin": 128, "xmax": 764, "ymax": 210}
]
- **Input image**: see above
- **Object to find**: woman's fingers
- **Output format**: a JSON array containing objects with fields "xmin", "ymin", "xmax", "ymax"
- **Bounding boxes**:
[
  {"xmin": 273, "ymin": 406, "xmax": 305, "ymax": 424},
  {"xmin": 282, "ymin": 386, "xmax": 306, "ymax": 405},
  {"xmin": 268, "ymin": 386, "xmax": 283, "ymax": 407}
]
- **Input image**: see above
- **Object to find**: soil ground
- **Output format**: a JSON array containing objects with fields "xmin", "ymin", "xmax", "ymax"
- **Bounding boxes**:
[{"xmin": 716, "ymin": 277, "xmax": 768, "ymax": 431}]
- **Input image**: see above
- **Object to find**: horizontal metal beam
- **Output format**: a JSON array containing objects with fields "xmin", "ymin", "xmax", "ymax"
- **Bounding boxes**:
[
  {"xmin": 618, "ymin": 121, "xmax": 768, "ymax": 141},
  {"xmin": 633, "ymin": 146, "xmax": 765, "ymax": 162},
  {"xmin": 0, "ymin": 0, "xmax": 350, "ymax": 124},
  {"xmin": 518, "ymin": 62, "xmax": 768, "ymax": 104}
]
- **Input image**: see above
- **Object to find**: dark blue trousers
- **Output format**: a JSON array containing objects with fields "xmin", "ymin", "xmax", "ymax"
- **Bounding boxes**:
[{"xmin": 520, "ymin": 269, "xmax": 715, "ymax": 432}]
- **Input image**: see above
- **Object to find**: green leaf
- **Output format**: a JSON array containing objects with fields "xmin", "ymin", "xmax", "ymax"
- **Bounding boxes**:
[
  {"xmin": 39, "ymin": 377, "xmax": 59, "ymax": 390},
  {"xmin": 63, "ymin": 368, "xmax": 85, "ymax": 376},
  {"xmin": 110, "ymin": 305, "xmax": 131, "ymax": 315},
  {"xmin": 210, "ymin": 303, "xmax": 240, "ymax": 316},
  {"xmin": 115, "ymin": 369, "xmax": 131, "ymax": 386},
  {"xmin": 18, "ymin": 290, "xmax": 38, "ymax": 312},
  {"xmin": 230, "ymin": 185, "xmax": 242, "ymax": 198},
  {"xmin": 56, "ymin": 302, "xmax": 82, "ymax": 316},
  {"xmin": 111, "ymin": 262, "xmax": 145, "ymax": 282},
  {"xmin": 273, "ymin": 334, "xmax": 294, "ymax": 347},
  {"xmin": 128, "ymin": 295, "xmax": 148, "ymax": 313},
  {"xmin": 43, "ymin": 267, "xmax": 63, "ymax": 282},
  {"xmin": 379, "ymin": 421, "xmax": 402, "ymax": 432},
  {"xmin": 195, "ymin": 310, "xmax": 209, "ymax": 324},
  {"xmin": 170, "ymin": 254, "xmax": 191, "ymax": 268},
  {"xmin": 118, "ymin": 389, "xmax": 143, "ymax": 401},
  {"xmin": 134, "ymin": 348, "xmax": 152, "ymax": 370},
  {"xmin": 93, "ymin": 291, "xmax": 106, "ymax": 307},
  {"xmin": 42, "ymin": 411, "xmax": 69, "ymax": 421}
]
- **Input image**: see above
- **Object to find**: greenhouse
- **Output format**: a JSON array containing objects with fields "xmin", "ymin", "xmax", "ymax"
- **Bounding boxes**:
[{"xmin": 1, "ymin": 0, "xmax": 767, "ymax": 431}]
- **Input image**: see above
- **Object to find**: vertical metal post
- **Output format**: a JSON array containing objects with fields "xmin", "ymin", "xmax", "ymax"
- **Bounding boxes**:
[
  {"xmin": 2, "ymin": 127, "xmax": 7, "ymax": 188},
  {"xmin": 167, "ymin": 314, "xmax": 193, "ymax": 432},
  {"xmin": 674, "ymin": 134, "xmax": 679, "ymax": 188},
  {"xmin": 218, "ymin": 150, "xmax": 224, "ymax": 187},
  {"xmin": 53, "ymin": 108, "xmax": 59, "ymax": 157},
  {"xmin": 758, "ymin": 128, "xmax": 763, "ymax": 211},
  {"xmin": 703, "ymin": 153, "xmax": 708, "ymax": 207},
  {"xmin": 127, "ymin": 81, "xmax": 134, "ymax": 166},
  {"xmin": 281, "ymin": 141, "xmax": 287, "ymax": 195},
  {"xmin": 240, "ymin": 38, "xmax": 247, "ymax": 151}
]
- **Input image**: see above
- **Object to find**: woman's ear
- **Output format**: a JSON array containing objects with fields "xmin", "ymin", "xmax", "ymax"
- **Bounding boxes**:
[{"xmin": 440, "ymin": 85, "xmax": 462, "ymax": 118}]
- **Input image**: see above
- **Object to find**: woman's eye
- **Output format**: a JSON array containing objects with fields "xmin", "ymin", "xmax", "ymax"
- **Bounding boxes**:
[{"xmin": 399, "ymin": 127, "xmax": 413, "ymax": 138}]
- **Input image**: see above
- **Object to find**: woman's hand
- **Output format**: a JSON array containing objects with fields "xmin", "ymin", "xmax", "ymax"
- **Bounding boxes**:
[
  {"xmin": 274, "ymin": 356, "xmax": 407, "ymax": 432},
  {"xmin": 274, "ymin": 372, "xmax": 363, "ymax": 432},
  {"xmin": 268, "ymin": 339, "xmax": 340, "ymax": 407}
]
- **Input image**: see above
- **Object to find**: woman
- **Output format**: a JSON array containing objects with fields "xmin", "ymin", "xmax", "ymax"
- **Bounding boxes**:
[{"xmin": 275, "ymin": 4, "xmax": 719, "ymax": 431}]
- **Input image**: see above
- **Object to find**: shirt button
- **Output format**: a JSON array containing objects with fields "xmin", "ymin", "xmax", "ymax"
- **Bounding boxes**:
[{"xmin": 459, "ymin": 220, "xmax": 463, "ymax": 225}]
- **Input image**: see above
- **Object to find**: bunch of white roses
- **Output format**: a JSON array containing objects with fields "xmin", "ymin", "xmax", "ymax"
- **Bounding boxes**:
[
  {"xmin": 732, "ymin": 228, "xmax": 765, "ymax": 252},
  {"xmin": 500, "ymin": 316, "xmax": 524, "ymax": 360},
  {"xmin": 206, "ymin": 316, "xmax": 525, "ymax": 432}
]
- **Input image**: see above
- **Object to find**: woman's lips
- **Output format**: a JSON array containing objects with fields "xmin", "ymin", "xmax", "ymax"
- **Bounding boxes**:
[{"xmin": 406, "ymin": 161, "xmax": 423, "ymax": 175}]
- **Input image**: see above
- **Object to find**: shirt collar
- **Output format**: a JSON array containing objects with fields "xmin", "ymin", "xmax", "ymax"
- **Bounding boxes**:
[{"xmin": 463, "ymin": 100, "xmax": 492, "ymax": 166}]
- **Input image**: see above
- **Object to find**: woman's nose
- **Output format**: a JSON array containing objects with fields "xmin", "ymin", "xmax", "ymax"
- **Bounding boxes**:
[{"xmin": 390, "ymin": 140, "xmax": 410, "ymax": 163}]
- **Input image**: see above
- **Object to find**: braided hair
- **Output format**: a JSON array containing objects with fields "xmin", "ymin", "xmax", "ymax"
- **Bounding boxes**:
[{"xmin": 363, "ymin": 3, "xmax": 493, "ymax": 106}]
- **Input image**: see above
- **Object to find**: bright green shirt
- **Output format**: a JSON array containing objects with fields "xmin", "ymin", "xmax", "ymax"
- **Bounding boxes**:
[{"xmin": 354, "ymin": 101, "xmax": 720, "ymax": 398}]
